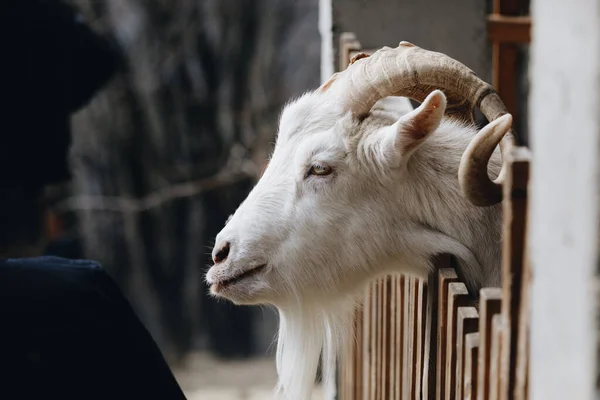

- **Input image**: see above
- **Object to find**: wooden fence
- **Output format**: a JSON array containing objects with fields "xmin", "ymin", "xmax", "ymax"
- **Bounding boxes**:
[{"xmin": 336, "ymin": 34, "xmax": 532, "ymax": 400}]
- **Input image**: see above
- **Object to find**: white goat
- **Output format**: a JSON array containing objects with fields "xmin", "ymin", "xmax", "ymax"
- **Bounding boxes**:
[{"xmin": 206, "ymin": 42, "xmax": 515, "ymax": 400}]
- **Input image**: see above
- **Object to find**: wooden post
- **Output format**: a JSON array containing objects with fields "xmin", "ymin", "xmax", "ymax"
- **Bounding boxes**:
[
  {"xmin": 464, "ymin": 333, "xmax": 480, "ymax": 400},
  {"xmin": 436, "ymin": 268, "xmax": 459, "ymax": 400},
  {"xmin": 424, "ymin": 254, "xmax": 451, "ymax": 399},
  {"xmin": 395, "ymin": 276, "xmax": 405, "ymax": 400},
  {"xmin": 402, "ymin": 277, "xmax": 415, "ymax": 398},
  {"xmin": 415, "ymin": 280, "xmax": 427, "ymax": 398},
  {"xmin": 515, "ymin": 246, "xmax": 531, "ymax": 400},
  {"xmin": 477, "ymin": 288, "xmax": 502, "ymax": 400},
  {"xmin": 499, "ymin": 147, "xmax": 531, "ymax": 400},
  {"xmin": 487, "ymin": 0, "xmax": 531, "ymax": 121},
  {"xmin": 456, "ymin": 307, "xmax": 480, "ymax": 400},
  {"xmin": 489, "ymin": 315, "xmax": 505, "ymax": 400},
  {"xmin": 445, "ymin": 282, "xmax": 471, "ymax": 400}
]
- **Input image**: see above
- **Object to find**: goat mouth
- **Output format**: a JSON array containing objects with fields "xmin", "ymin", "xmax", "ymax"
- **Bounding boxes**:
[{"xmin": 212, "ymin": 264, "xmax": 267, "ymax": 291}]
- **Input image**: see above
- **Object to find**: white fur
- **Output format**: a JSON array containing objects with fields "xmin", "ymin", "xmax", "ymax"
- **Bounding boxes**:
[{"xmin": 206, "ymin": 89, "xmax": 503, "ymax": 399}]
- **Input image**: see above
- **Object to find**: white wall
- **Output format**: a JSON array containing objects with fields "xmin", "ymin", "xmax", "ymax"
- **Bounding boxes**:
[
  {"xmin": 528, "ymin": 0, "xmax": 600, "ymax": 398},
  {"xmin": 319, "ymin": 0, "xmax": 334, "ymax": 83}
]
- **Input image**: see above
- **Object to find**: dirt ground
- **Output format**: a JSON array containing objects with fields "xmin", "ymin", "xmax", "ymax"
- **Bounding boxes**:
[{"xmin": 171, "ymin": 352, "xmax": 324, "ymax": 400}]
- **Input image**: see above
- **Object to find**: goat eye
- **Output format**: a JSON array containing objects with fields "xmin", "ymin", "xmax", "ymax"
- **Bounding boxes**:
[{"xmin": 308, "ymin": 163, "xmax": 333, "ymax": 176}]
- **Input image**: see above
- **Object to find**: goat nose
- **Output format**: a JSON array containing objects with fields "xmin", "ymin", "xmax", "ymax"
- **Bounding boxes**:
[{"xmin": 213, "ymin": 241, "xmax": 231, "ymax": 264}]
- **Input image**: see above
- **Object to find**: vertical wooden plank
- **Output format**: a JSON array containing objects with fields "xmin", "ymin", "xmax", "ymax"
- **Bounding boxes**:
[
  {"xmin": 414, "ymin": 280, "xmax": 427, "ymax": 398},
  {"xmin": 445, "ymin": 282, "xmax": 471, "ymax": 400},
  {"xmin": 375, "ymin": 279, "xmax": 382, "ymax": 400},
  {"xmin": 375, "ymin": 278, "xmax": 382, "ymax": 400},
  {"xmin": 410, "ymin": 279, "xmax": 420, "ymax": 400},
  {"xmin": 489, "ymin": 315, "xmax": 505, "ymax": 400},
  {"xmin": 490, "ymin": 0, "xmax": 522, "ymax": 120},
  {"xmin": 456, "ymin": 307, "xmax": 480, "ymax": 400},
  {"xmin": 403, "ymin": 277, "xmax": 410, "ymax": 398},
  {"xmin": 515, "ymin": 251, "xmax": 530, "ymax": 400},
  {"xmin": 396, "ymin": 276, "xmax": 405, "ymax": 400},
  {"xmin": 403, "ymin": 277, "xmax": 415, "ymax": 398},
  {"xmin": 382, "ymin": 277, "xmax": 391, "ymax": 399},
  {"xmin": 464, "ymin": 333, "xmax": 480, "ymax": 400},
  {"xmin": 389, "ymin": 275, "xmax": 398, "ymax": 400},
  {"xmin": 477, "ymin": 288, "xmax": 502, "ymax": 400},
  {"xmin": 425, "ymin": 255, "xmax": 451, "ymax": 399},
  {"xmin": 383, "ymin": 277, "xmax": 392, "ymax": 400},
  {"xmin": 363, "ymin": 283, "xmax": 373, "ymax": 399},
  {"xmin": 500, "ymin": 148, "xmax": 531, "ymax": 400},
  {"xmin": 436, "ymin": 268, "xmax": 459, "ymax": 400},
  {"xmin": 491, "ymin": 44, "xmax": 518, "ymax": 118},
  {"xmin": 355, "ymin": 305, "xmax": 364, "ymax": 400}
]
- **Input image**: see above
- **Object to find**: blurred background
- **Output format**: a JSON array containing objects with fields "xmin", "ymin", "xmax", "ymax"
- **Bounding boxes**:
[{"xmin": 35, "ymin": 0, "xmax": 321, "ymax": 397}]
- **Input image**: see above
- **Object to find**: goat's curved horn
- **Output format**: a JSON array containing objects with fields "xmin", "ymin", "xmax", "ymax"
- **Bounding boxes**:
[
  {"xmin": 329, "ymin": 41, "xmax": 516, "ymax": 206},
  {"xmin": 458, "ymin": 113, "xmax": 513, "ymax": 206}
]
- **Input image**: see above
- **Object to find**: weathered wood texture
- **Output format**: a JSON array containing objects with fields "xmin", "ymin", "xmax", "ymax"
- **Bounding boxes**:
[
  {"xmin": 488, "ymin": 0, "xmax": 531, "ymax": 145},
  {"xmin": 336, "ymin": 30, "xmax": 532, "ymax": 400},
  {"xmin": 456, "ymin": 307, "xmax": 479, "ymax": 400},
  {"xmin": 62, "ymin": 0, "xmax": 320, "ymax": 359},
  {"xmin": 500, "ymin": 148, "xmax": 531, "ymax": 400},
  {"xmin": 464, "ymin": 333, "xmax": 480, "ymax": 400}
]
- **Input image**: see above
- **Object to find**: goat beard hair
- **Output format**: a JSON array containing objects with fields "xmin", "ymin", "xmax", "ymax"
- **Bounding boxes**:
[{"xmin": 275, "ymin": 299, "xmax": 357, "ymax": 400}]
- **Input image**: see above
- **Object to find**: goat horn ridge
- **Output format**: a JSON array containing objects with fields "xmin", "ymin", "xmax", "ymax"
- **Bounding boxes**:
[
  {"xmin": 329, "ymin": 41, "xmax": 517, "ymax": 207},
  {"xmin": 458, "ymin": 113, "xmax": 513, "ymax": 206}
]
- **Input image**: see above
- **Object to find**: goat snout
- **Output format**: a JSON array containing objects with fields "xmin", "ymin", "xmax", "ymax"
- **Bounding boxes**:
[{"xmin": 212, "ymin": 241, "xmax": 231, "ymax": 264}]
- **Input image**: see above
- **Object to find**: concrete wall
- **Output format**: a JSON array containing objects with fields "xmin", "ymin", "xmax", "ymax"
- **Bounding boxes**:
[
  {"xmin": 528, "ymin": 0, "xmax": 600, "ymax": 398},
  {"xmin": 327, "ymin": 0, "xmax": 492, "ymax": 82}
]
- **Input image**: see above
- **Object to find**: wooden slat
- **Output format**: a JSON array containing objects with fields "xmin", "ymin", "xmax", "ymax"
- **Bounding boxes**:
[
  {"xmin": 415, "ymin": 280, "xmax": 428, "ymax": 398},
  {"xmin": 515, "ymin": 250, "xmax": 531, "ymax": 400},
  {"xmin": 375, "ymin": 278, "xmax": 383, "ymax": 400},
  {"xmin": 487, "ymin": 15, "xmax": 531, "ymax": 44},
  {"xmin": 389, "ymin": 275, "xmax": 402, "ymax": 400},
  {"xmin": 387, "ymin": 276, "xmax": 395, "ymax": 400},
  {"xmin": 355, "ymin": 306, "xmax": 364, "ymax": 399},
  {"xmin": 382, "ymin": 277, "xmax": 391, "ymax": 399},
  {"xmin": 500, "ymin": 147, "xmax": 531, "ymax": 400},
  {"xmin": 464, "ymin": 332, "xmax": 480, "ymax": 400},
  {"xmin": 436, "ymin": 268, "xmax": 459, "ymax": 400},
  {"xmin": 477, "ymin": 288, "xmax": 502, "ymax": 400},
  {"xmin": 445, "ymin": 282, "xmax": 471, "ymax": 400},
  {"xmin": 410, "ymin": 279, "xmax": 420, "ymax": 399},
  {"xmin": 456, "ymin": 307, "xmax": 480, "ymax": 400},
  {"xmin": 491, "ymin": 43, "xmax": 519, "ymax": 121},
  {"xmin": 345, "ymin": 305, "xmax": 363, "ymax": 400},
  {"xmin": 396, "ymin": 276, "xmax": 405, "ymax": 400},
  {"xmin": 489, "ymin": 315, "xmax": 505, "ymax": 400},
  {"xmin": 425, "ymin": 255, "xmax": 452, "ymax": 399},
  {"xmin": 377, "ymin": 278, "xmax": 384, "ymax": 398},
  {"xmin": 364, "ymin": 282, "xmax": 374, "ymax": 399},
  {"xmin": 403, "ymin": 277, "xmax": 416, "ymax": 398},
  {"xmin": 489, "ymin": 0, "xmax": 526, "ymax": 127}
]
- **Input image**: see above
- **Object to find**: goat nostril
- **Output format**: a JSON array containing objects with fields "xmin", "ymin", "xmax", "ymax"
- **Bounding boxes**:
[{"xmin": 213, "ymin": 242, "xmax": 230, "ymax": 264}]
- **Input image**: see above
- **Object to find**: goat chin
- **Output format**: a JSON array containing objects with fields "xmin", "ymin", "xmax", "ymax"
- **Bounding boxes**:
[{"xmin": 275, "ymin": 298, "xmax": 356, "ymax": 400}]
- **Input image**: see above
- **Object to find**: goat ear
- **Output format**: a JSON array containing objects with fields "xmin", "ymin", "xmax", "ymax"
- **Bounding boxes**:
[{"xmin": 379, "ymin": 90, "xmax": 446, "ymax": 165}]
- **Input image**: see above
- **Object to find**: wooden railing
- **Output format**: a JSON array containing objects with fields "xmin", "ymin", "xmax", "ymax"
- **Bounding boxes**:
[{"xmin": 336, "ymin": 33, "xmax": 532, "ymax": 400}]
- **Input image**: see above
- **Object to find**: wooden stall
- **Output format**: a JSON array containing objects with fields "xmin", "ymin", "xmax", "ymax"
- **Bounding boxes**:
[{"xmin": 335, "ymin": 1, "xmax": 533, "ymax": 397}]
